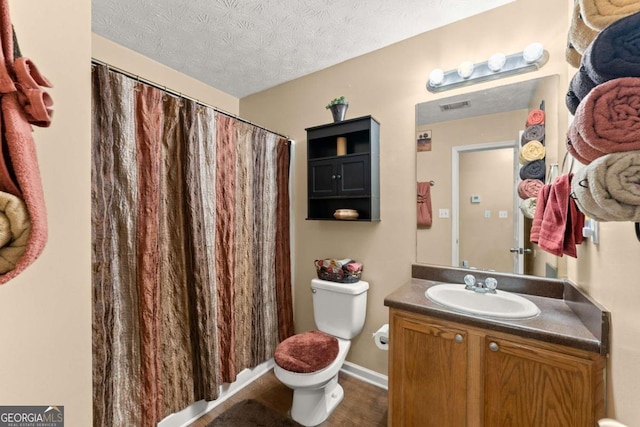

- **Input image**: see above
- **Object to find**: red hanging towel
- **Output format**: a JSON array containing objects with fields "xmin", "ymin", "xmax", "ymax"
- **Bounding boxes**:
[
  {"xmin": 417, "ymin": 181, "xmax": 433, "ymax": 227},
  {"xmin": 0, "ymin": 0, "xmax": 53, "ymax": 284}
]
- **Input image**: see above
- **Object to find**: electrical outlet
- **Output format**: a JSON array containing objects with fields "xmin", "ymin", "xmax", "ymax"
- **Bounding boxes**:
[
  {"xmin": 499, "ymin": 210, "xmax": 508, "ymax": 218},
  {"xmin": 439, "ymin": 208, "xmax": 449, "ymax": 218}
]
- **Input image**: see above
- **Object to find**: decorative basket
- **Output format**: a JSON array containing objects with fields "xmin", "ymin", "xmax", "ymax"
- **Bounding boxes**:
[{"xmin": 314, "ymin": 258, "xmax": 363, "ymax": 283}]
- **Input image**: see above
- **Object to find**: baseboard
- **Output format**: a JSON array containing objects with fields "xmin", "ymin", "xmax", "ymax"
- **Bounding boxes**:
[
  {"xmin": 158, "ymin": 359, "xmax": 275, "ymax": 427},
  {"xmin": 340, "ymin": 360, "xmax": 388, "ymax": 390}
]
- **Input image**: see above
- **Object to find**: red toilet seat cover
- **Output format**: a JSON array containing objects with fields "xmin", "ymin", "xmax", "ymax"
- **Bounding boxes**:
[{"xmin": 274, "ymin": 331, "xmax": 339, "ymax": 373}]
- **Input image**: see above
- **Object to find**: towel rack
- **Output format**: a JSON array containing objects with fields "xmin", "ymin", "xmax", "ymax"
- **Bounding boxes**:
[{"xmin": 430, "ymin": 180, "xmax": 435, "ymax": 186}]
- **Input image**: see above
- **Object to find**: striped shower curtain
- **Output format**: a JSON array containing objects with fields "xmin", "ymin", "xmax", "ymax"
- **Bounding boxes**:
[{"xmin": 91, "ymin": 65, "xmax": 294, "ymax": 427}]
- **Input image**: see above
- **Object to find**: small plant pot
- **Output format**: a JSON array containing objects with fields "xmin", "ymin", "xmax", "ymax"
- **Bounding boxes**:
[{"xmin": 329, "ymin": 104, "xmax": 348, "ymax": 122}]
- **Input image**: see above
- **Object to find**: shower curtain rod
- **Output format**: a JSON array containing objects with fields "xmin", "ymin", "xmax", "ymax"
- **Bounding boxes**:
[{"xmin": 91, "ymin": 58, "xmax": 290, "ymax": 141}]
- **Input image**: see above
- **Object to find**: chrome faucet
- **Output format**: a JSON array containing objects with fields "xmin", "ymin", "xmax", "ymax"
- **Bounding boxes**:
[{"xmin": 463, "ymin": 274, "xmax": 498, "ymax": 294}]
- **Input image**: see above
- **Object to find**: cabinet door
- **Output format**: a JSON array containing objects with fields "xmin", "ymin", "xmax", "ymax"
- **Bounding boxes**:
[
  {"xmin": 483, "ymin": 336, "xmax": 601, "ymax": 427},
  {"xmin": 337, "ymin": 154, "xmax": 370, "ymax": 195},
  {"xmin": 308, "ymin": 158, "xmax": 337, "ymax": 197},
  {"xmin": 390, "ymin": 314, "xmax": 468, "ymax": 427}
]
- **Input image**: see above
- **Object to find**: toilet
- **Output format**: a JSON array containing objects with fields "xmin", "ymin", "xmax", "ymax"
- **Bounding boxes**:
[{"xmin": 274, "ymin": 278, "xmax": 369, "ymax": 426}]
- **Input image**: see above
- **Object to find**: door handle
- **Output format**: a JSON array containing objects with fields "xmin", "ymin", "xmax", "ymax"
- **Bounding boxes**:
[{"xmin": 510, "ymin": 248, "xmax": 533, "ymax": 254}]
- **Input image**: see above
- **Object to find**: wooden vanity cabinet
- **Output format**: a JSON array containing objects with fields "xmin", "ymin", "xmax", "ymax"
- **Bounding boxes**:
[{"xmin": 388, "ymin": 309, "xmax": 606, "ymax": 427}]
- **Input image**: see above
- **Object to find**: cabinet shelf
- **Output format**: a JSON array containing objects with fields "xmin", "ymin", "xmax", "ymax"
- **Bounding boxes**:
[{"xmin": 306, "ymin": 115, "xmax": 380, "ymax": 221}]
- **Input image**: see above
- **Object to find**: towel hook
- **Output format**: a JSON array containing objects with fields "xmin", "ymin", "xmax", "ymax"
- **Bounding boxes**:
[{"xmin": 430, "ymin": 180, "xmax": 435, "ymax": 186}]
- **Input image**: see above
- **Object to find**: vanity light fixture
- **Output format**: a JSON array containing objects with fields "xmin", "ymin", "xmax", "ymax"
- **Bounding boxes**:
[{"xmin": 427, "ymin": 43, "xmax": 549, "ymax": 93}]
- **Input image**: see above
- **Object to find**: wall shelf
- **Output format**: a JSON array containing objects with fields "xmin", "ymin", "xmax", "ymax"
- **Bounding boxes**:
[{"xmin": 306, "ymin": 115, "xmax": 380, "ymax": 221}]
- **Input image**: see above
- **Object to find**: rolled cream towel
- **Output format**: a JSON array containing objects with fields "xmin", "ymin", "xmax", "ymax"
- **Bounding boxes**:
[
  {"xmin": 569, "ymin": 0, "xmax": 599, "ymax": 53},
  {"xmin": 572, "ymin": 152, "xmax": 640, "ymax": 221},
  {"xmin": 521, "ymin": 124, "xmax": 545, "ymax": 146},
  {"xmin": 519, "ymin": 141, "xmax": 546, "ymax": 164},
  {"xmin": 568, "ymin": 77, "xmax": 640, "ymax": 165},
  {"xmin": 566, "ymin": 41, "xmax": 582, "ymax": 69},
  {"xmin": 579, "ymin": 0, "xmax": 640, "ymax": 31},
  {"xmin": 518, "ymin": 179, "xmax": 544, "ymax": 199},
  {"xmin": 0, "ymin": 191, "xmax": 31, "ymax": 274},
  {"xmin": 572, "ymin": 165, "xmax": 614, "ymax": 221},
  {"xmin": 520, "ymin": 197, "xmax": 537, "ymax": 219}
]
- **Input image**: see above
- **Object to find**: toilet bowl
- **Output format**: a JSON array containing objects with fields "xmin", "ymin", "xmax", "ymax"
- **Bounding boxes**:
[
  {"xmin": 274, "ymin": 279, "xmax": 369, "ymax": 426},
  {"xmin": 274, "ymin": 338, "xmax": 350, "ymax": 426}
]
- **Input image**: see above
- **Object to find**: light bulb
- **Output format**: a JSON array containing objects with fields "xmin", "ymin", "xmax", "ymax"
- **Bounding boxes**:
[
  {"xmin": 457, "ymin": 61, "xmax": 474, "ymax": 79},
  {"xmin": 523, "ymin": 42, "xmax": 544, "ymax": 63},
  {"xmin": 487, "ymin": 53, "xmax": 506, "ymax": 72},
  {"xmin": 429, "ymin": 68, "xmax": 445, "ymax": 87}
]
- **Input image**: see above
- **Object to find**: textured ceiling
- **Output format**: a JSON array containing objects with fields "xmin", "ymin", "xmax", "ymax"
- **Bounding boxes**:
[{"xmin": 92, "ymin": 0, "xmax": 514, "ymax": 98}]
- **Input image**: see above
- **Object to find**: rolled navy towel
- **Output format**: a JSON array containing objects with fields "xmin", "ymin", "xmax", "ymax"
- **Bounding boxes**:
[
  {"xmin": 520, "ymin": 159, "xmax": 546, "ymax": 181},
  {"xmin": 582, "ymin": 11, "xmax": 640, "ymax": 85},
  {"xmin": 566, "ymin": 67, "xmax": 597, "ymax": 115}
]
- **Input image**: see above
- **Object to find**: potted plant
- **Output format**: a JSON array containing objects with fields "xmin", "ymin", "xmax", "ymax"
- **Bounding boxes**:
[{"xmin": 326, "ymin": 96, "xmax": 349, "ymax": 122}]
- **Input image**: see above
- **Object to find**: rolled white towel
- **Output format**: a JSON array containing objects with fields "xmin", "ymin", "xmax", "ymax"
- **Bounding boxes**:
[{"xmin": 572, "ymin": 152, "xmax": 640, "ymax": 221}]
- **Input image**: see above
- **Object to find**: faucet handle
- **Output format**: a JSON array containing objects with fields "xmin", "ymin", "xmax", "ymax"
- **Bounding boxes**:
[
  {"xmin": 464, "ymin": 274, "xmax": 476, "ymax": 289},
  {"xmin": 485, "ymin": 277, "xmax": 498, "ymax": 291}
]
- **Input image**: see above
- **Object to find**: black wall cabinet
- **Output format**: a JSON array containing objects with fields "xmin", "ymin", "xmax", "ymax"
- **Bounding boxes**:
[{"xmin": 306, "ymin": 115, "xmax": 380, "ymax": 221}]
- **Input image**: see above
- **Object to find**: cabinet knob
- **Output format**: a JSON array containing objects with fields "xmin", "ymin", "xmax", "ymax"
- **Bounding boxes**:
[
  {"xmin": 454, "ymin": 334, "xmax": 464, "ymax": 343},
  {"xmin": 331, "ymin": 175, "xmax": 336, "ymax": 179},
  {"xmin": 489, "ymin": 342, "xmax": 499, "ymax": 352},
  {"xmin": 336, "ymin": 174, "xmax": 341, "ymax": 179}
]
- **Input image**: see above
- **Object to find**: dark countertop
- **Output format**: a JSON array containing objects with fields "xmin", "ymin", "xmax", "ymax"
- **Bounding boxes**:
[{"xmin": 384, "ymin": 264, "xmax": 610, "ymax": 355}]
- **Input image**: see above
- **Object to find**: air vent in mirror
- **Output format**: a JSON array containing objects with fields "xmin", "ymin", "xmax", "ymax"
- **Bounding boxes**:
[{"xmin": 439, "ymin": 100, "xmax": 471, "ymax": 111}]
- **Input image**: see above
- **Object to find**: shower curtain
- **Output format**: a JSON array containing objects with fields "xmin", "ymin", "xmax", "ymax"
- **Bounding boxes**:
[{"xmin": 91, "ymin": 65, "xmax": 294, "ymax": 427}]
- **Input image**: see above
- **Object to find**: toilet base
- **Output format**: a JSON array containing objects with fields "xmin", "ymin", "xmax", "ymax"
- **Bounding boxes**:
[{"xmin": 290, "ymin": 375, "xmax": 344, "ymax": 426}]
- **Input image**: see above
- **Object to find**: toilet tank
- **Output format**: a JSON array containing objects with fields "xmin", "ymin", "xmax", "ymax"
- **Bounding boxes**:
[{"xmin": 311, "ymin": 278, "xmax": 369, "ymax": 339}]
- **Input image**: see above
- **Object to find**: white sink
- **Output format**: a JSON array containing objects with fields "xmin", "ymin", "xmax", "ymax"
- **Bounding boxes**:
[{"xmin": 425, "ymin": 283, "xmax": 540, "ymax": 319}]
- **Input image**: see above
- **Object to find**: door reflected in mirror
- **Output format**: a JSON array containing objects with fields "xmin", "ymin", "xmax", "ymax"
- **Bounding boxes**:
[{"xmin": 415, "ymin": 75, "xmax": 562, "ymax": 278}]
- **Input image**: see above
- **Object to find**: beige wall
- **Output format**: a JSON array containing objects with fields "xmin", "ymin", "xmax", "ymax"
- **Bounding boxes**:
[
  {"xmin": 92, "ymin": 34, "xmax": 239, "ymax": 115},
  {"xmin": 0, "ymin": 1, "xmax": 92, "ymax": 426},
  {"xmin": 242, "ymin": 0, "xmax": 639, "ymax": 425}
]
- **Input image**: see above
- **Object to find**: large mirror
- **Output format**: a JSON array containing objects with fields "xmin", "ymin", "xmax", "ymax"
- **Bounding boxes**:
[{"xmin": 415, "ymin": 75, "xmax": 563, "ymax": 277}]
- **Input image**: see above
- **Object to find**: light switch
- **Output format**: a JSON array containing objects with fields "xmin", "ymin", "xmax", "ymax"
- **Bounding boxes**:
[
  {"xmin": 484, "ymin": 210, "xmax": 491, "ymax": 218},
  {"xmin": 439, "ymin": 208, "xmax": 449, "ymax": 218}
]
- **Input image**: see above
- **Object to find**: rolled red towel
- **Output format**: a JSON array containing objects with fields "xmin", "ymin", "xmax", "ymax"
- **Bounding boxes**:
[
  {"xmin": 567, "ymin": 77, "xmax": 640, "ymax": 164},
  {"xmin": 526, "ymin": 109, "xmax": 545, "ymax": 127},
  {"xmin": 518, "ymin": 179, "xmax": 544, "ymax": 199}
]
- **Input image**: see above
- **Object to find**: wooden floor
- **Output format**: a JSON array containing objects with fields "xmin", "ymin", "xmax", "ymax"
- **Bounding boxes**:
[{"xmin": 188, "ymin": 369, "xmax": 388, "ymax": 426}]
